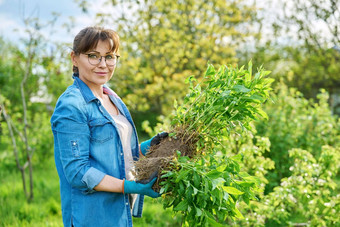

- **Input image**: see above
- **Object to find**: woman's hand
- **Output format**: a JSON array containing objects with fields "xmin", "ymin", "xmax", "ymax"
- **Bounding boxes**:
[
  {"xmin": 140, "ymin": 132, "xmax": 169, "ymax": 156},
  {"xmin": 123, "ymin": 178, "xmax": 160, "ymax": 198}
]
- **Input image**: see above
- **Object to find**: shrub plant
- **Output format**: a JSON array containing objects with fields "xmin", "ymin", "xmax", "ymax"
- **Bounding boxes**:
[{"xmin": 135, "ymin": 61, "xmax": 273, "ymax": 225}]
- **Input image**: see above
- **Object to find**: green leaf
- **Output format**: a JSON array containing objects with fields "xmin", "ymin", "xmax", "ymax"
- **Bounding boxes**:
[
  {"xmin": 221, "ymin": 90, "xmax": 231, "ymax": 98},
  {"xmin": 169, "ymin": 132, "xmax": 176, "ymax": 138},
  {"xmin": 173, "ymin": 199, "xmax": 188, "ymax": 211},
  {"xmin": 246, "ymin": 60, "xmax": 252, "ymax": 82},
  {"xmin": 206, "ymin": 211, "xmax": 224, "ymax": 227},
  {"xmin": 264, "ymin": 77, "xmax": 275, "ymax": 85},
  {"xmin": 233, "ymin": 84, "xmax": 251, "ymax": 93},
  {"xmin": 161, "ymin": 171, "xmax": 174, "ymax": 178},
  {"xmin": 239, "ymin": 172, "xmax": 260, "ymax": 185},
  {"xmin": 193, "ymin": 187, "xmax": 198, "ymax": 195},
  {"xmin": 216, "ymin": 164, "xmax": 227, "ymax": 172},
  {"xmin": 186, "ymin": 186, "xmax": 193, "ymax": 200},
  {"xmin": 212, "ymin": 177, "xmax": 226, "ymax": 190},
  {"xmin": 177, "ymin": 182, "xmax": 186, "ymax": 197},
  {"xmin": 159, "ymin": 187, "xmax": 165, "ymax": 194},
  {"xmin": 204, "ymin": 178, "xmax": 210, "ymax": 193},
  {"xmin": 174, "ymin": 99, "xmax": 178, "ymax": 109},
  {"xmin": 234, "ymin": 207, "xmax": 245, "ymax": 219},
  {"xmin": 196, "ymin": 207, "xmax": 202, "ymax": 216},
  {"xmin": 223, "ymin": 191, "xmax": 229, "ymax": 201},
  {"xmin": 193, "ymin": 172, "xmax": 200, "ymax": 187},
  {"xmin": 254, "ymin": 72, "xmax": 261, "ymax": 80},
  {"xmin": 243, "ymin": 94, "xmax": 264, "ymax": 103},
  {"xmin": 256, "ymin": 108, "xmax": 268, "ymax": 120},
  {"xmin": 230, "ymin": 153, "xmax": 243, "ymax": 162},
  {"xmin": 222, "ymin": 186, "xmax": 244, "ymax": 195},
  {"xmin": 235, "ymin": 181, "xmax": 254, "ymax": 187},
  {"xmin": 185, "ymin": 75, "xmax": 196, "ymax": 84},
  {"xmin": 178, "ymin": 156, "xmax": 190, "ymax": 163},
  {"xmin": 248, "ymin": 60, "xmax": 253, "ymax": 81},
  {"xmin": 159, "ymin": 181, "xmax": 170, "ymax": 194},
  {"xmin": 175, "ymin": 169, "xmax": 190, "ymax": 183},
  {"xmin": 263, "ymin": 70, "xmax": 271, "ymax": 77},
  {"xmin": 243, "ymin": 195, "xmax": 250, "ymax": 205},
  {"xmin": 216, "ymin": 209, "xmax": 226, "ymax": 222},
  {"xmin": 238, "ymin": 171, "xmax": 251, "ymax": 178},
  {"xmin": 206, "ymin": 170, "xmax": 222, "ymax": 179},
  {"xmin": 163, "ymin": 196, "xmax": 176, "ymax": 209},
  {"xmin": 205, "ymin": 64, "xmax": 215, "ymax": 77}
]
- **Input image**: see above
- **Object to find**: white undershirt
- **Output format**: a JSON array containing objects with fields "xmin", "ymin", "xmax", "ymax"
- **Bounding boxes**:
[
  {"xmin": 111, "ymin": 112, "xmax": 134, "ymax": 181},
  {"xmin": 111, "ymin": 112, "xmax": 137, "ymax": 209}
]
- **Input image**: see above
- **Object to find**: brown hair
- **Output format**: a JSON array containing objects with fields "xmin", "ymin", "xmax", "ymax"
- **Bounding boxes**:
[{"xmin": 72, "ymin": 26, "xmax": 120, "ymax": 73}]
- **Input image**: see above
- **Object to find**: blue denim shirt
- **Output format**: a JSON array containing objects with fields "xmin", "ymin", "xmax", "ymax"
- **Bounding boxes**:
[{"xmin": 51, "ymin": 75, "xmax": 144, "ymax": 227}]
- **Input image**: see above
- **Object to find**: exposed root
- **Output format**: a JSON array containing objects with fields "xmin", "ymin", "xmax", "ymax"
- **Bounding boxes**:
[{"xmin": 133, "ymin": 127, "xmax": 199, "ymax": 192}]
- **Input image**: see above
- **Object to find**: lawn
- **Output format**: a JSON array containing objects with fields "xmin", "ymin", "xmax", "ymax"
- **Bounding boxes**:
[{"xmin": 0, "ymin": 157, "xmax": 181, "ymax": 227}]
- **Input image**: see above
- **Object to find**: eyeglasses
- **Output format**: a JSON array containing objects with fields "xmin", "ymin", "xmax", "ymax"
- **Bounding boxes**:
[{"xmin": 83, "ymin": 53, "xmax": 120, "ymax": 67}]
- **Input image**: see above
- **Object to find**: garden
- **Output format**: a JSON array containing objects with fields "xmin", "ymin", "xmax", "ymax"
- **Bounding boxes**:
[{"xmin": 0, "ymin": 0, "xmax": 339, "ymax": 226}]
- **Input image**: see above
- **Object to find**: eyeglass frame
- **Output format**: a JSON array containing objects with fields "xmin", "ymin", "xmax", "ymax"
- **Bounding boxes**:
[{"xmin": 81, "ymin": 52, "xmax": 120, "ymax": 67}]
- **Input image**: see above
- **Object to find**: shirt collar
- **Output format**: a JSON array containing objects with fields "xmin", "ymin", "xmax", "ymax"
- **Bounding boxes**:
[
  {"xmin": 72, "ymin": 73, "xmax": 120, "ymax": 103},
  {"xmin": 103, "ymin": 85, "xmax": 120, "ymax": 99},
  {"xmin": 72, "ymin": 73, "xmax": 97, "ymax": 103}
]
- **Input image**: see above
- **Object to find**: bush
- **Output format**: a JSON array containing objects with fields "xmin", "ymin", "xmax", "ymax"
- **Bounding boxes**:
[{"xmin": 255, "ymin": 83, "xmax": 340, "ymax": 192}]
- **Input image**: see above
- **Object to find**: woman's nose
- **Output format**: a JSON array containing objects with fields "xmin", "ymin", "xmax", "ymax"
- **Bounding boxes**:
[{"xmin": 98, "ymin": 57, "xmax": 107, "ymax": 67}]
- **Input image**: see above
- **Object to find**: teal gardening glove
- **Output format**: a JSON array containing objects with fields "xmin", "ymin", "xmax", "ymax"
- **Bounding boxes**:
[
  {"xmin": 140, "ymin": 132, "xmax": 168, "ymax": 156},
  {"xmin": 124, "ymin": 177, "xmax": 160, "ymax": 198}
]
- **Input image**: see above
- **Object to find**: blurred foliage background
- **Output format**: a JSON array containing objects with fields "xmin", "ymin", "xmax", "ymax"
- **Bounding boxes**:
[{"xmin": 0, "ymin": 0, "xmax": 339, "ymax": 226}]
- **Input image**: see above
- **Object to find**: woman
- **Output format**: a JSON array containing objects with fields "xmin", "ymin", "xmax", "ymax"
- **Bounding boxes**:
[{"xmin": 51, "ymin": 26, "xmax": 165, "ymax": 227}]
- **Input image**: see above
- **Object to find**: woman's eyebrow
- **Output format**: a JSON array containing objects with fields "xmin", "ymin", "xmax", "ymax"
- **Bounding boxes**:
[{"xmin": 88, "ymin": 50, "xmax": 114, "ymax": 55}]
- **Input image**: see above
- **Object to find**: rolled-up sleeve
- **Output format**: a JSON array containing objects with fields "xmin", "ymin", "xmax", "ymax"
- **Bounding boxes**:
[{"xmin": 51, "ymin": 92, "xmax": 105, "ymax": 194}]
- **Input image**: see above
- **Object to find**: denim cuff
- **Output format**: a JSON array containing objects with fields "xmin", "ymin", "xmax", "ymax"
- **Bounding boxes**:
[{"xmin": 81, "ymin": 167, "xmax": 106, "ymax": 192}]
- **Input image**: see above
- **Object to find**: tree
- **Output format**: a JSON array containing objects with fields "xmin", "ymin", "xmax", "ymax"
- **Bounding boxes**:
[
  {"xmin": 90, "ymin": 0, "xmax": 260, "ymax": 130},
  {"xmin": 276, "ymin": 0, "xmax": 340, "ymax": 98},
  {"xmin": 240, "ymin": 0, "xmax": 340, "ymax": 111},
  {"xmin": 0, "ymin": 15, "xmax": 71, "ymax": 200},
  {"xmin": 0, "ymin": 27, "xmax": 40, "ymax": 200}
]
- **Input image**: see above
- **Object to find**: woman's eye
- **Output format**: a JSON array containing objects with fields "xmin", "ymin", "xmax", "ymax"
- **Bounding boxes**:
[
  {"xmin": 105, "ymin": 55, "xmax": 114, "ymax": 60},
  {"xmin": 88, "ymin": 54, "xmax": 98, "ymax": 59}
]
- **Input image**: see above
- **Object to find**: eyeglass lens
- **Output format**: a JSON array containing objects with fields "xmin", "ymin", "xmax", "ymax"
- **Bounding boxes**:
[{"xmin": 87, "ymin": 53, "xmax": 118, "ymax": 66}]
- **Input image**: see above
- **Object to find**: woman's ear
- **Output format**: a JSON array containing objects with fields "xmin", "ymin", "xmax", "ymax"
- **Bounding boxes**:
[{"xmin": 70, "ymin": 51, "xmax": 78, "ymax": 67}]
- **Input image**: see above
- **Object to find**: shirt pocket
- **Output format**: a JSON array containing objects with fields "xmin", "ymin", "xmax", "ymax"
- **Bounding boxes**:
[{"xmin": 89, "ymin": 118, "xmax": 114, "ymax": 144}]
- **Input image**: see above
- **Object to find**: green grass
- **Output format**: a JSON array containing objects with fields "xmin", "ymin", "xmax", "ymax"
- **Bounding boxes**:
[
  {"xmin": 133, "ymin": 197, "xmax": 182, "ymax": 227},
  {"xmin": 0, "ymin": 156, "xmax": 180, "ymax": 227},
  {"xmin": 0, "ymin": 157, "xmax": 63, "ymax": 227}
]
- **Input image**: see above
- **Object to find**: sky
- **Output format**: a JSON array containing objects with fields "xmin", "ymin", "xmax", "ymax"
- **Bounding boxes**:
[
  {"xmin": 0, "ymin": 0, "xmax": 334, "ymax": 48},
  {"xmin": 0, "ymin": 0, "xmax": 111, "ymax": 45},
  {"xmin": 0, "ymin": 0, "xmax": 301, "ymax": 44}
]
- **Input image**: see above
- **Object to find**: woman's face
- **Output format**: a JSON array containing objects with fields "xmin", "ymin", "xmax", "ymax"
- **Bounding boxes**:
[{"xmin": 71, "ymin": 40, "xmax": 116, "ymax": 88}]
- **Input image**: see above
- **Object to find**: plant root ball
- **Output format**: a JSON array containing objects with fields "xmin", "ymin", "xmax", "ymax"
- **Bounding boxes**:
[{"xmin": 133, "ymin": 129, "xmax": 198, "ymax": 192}]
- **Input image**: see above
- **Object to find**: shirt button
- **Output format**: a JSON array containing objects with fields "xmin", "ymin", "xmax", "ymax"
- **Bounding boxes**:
[
  {"xmin": 126, "ymin": 202, "xmax": 128, "ymax": 206},
  {"xmin": 121, "ymin": 153, "xmax": 123, "ymax": 156},
  {"xmin": 73, "ymin": 142, "xmax": 76, "ymax": 145}
]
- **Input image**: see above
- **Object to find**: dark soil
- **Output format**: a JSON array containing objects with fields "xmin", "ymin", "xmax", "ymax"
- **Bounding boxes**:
[
  {"xmin": 134, "ymin": 129, "xmax": 198, "ymax": 192},
  {"xmin": 147, "ymin": 136, "xmax": 190, "ymax": 158}
]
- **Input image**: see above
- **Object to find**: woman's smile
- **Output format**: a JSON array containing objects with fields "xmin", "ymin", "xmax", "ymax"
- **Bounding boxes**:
[{"xmin": 95, "ymin": 71, "xmax": 109, "ymax": 76}]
